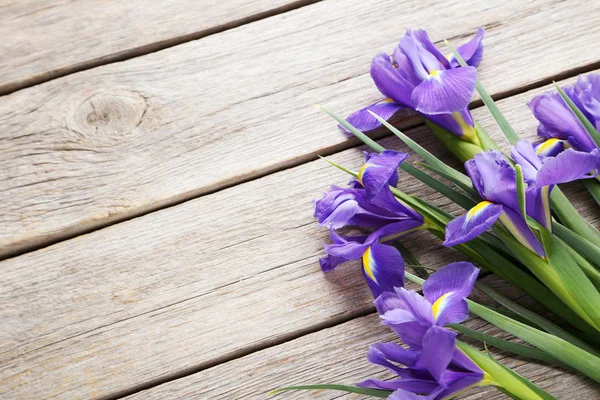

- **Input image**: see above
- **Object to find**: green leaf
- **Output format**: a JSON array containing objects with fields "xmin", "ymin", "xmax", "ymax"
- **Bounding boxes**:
[
  {"xmin": 317, "ymin": 106, "xmax": 384, "ymax": 153},
  {"xmin": 467, "ymin": 300, "xmax": 600, "ymax": 383},
  {"xmin": 558, "ymin": 236, "xmax": 600, "ymax": 289},
  {"xmin": 445, "ymin": 41, "xmax": 519, "ymax": 146},
  {"xmin": 583, "ymin": 178, "xmax": 600, "ymax": 207},
  {"xmin": 448, "ymin": 324, "xmax": 563, "ymax": 367},
  {"xmin": 368, "ymin": 111, "xmax": 476, "ymax": 193},
  {"xmin": 476, "ymin": 283, "xmax": 600, "ymax": 356},
  {"xmin": 269, "ymin": 385, "xmax": 391, "ymax": 398},
  {"xmin": 415, "ymin": 162, "xmax": 477, "ymax": 198},
  {"xmin": 318, "ymin": 156, "xmax": 358, "ymax": 177},
  {"xmin": 538, "ymin": 226, "xmax": 600, "ymax": 331},
  {"xmin": 551, "ymin": 187, "xmax": 600, "ymax": 248},
  {"xmin": 555, "ymin": 83, "xmax": 600, "ymax": 148},
  {"xmin": 392, "ymin": 242, "xmax": 429, "ymax": 279},
  {"xmin": 552, "ymin": 221, "xmax": 600, "ymax": 270},
  {"xmin": 515, "ymin": 165, "xmax": 527, "ymax": 221},
  {"xmin": 474, "ymin": 121, "xmax": 502, "ymax": 152},
  {"xmin": 424, "ymin": 119, "xmax": 483, "ymax": 162},
  {"xmin": 458, "ymin": 341, "xmax": 559, "ymax": 400}
]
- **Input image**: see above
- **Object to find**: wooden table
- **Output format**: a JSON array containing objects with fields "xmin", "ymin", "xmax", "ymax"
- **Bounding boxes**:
[{"xmin": 2, "ymin": 1, "xmax": 600, "ymax": 398}]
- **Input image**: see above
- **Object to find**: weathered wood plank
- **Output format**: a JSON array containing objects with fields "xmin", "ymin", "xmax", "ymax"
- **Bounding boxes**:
[
  {"xmin": 3, "ymin": 0, "xmax": 600, "ymax": 258},
  {"xmin": 2, "ymin": 72, "xmax": 599, "ymax": 399},
  {"xmin": 122, "ymin": 311, "xmax": 597, "ymax": 399},
  {"xmin": 0, "ymin": 0, "xmax": 311, "ymax": 94}
]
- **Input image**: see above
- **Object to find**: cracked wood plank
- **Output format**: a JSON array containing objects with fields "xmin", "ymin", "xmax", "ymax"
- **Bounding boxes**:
[
  {"xmin": 3, "ymin": 0, "xmax": 600, "ymax": 258},
  {"xmin": 0, "ymin": 0, "xmax": 311, "ymax": 94},
  {"xmin": 1, "ymin": 75, "xmax": 599, "ymax": 398}
]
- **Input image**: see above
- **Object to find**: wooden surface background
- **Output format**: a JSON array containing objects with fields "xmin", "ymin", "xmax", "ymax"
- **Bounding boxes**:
[{"xmin": 1, "ymin": 0, "xmax": 599, "ymax": 399}]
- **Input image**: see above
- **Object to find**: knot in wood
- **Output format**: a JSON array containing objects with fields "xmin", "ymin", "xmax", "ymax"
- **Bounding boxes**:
[{"xmin": 68, "ymin": 90, "xmax": 146, "ymax": 145}]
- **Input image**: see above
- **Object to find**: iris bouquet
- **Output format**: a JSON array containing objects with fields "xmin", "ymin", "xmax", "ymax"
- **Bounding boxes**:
[{"xmin": 272, "ymin": 28, "xmax": 600, "ymax": 399}]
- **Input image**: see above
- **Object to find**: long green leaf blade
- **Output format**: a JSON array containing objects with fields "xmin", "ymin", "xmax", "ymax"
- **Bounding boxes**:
[
  {"xmin": 467, "ymin": 300, "xmax": 600, "ymax": 382},
  {"xmin": 445, "ymin": 40, "xmax": 519, "ymax": 145},
  {"xmin": 515, "ymin": 165, "xmax": 527, "ymax": 221},
  {"xmin": 269, "ymin": 385, "xmax": 391, "ymax": 398},
  {"xmin": 448, "ymin": 324, "xmax": 563, "ymax": 367},
  {"xmin": 476, "ymin": 283, "xmax": 600, "ymax": 356},
  {"xmin": 583, "ymin": 179, "xmax": 600, "ymax": 206},
  {"xmin": 318, "ymin": 106, "xmax": 384, "ymax": 153}
]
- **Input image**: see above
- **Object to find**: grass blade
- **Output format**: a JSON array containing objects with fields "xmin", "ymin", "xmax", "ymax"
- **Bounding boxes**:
[
  {"xmin": 583, "ymin": 179, "xmax": 600, "ymax": 206},
  {"xmin": 515, "ymin": 165, "xmax": 527, "ymax": 221}
]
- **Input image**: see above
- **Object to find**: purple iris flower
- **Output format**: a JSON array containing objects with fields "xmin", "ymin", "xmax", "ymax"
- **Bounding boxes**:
[
  {"xmin": 529, "ymin": 73, "xmax": 600, "ymax": 155},
  {"xmin": 314, "ymin": 150, "xmax": 425, "ymax": 297},
  {"xmin": 346, "ymin": 28, "xmax": 484, "ymax": 141},
  {"xmin": 444, "ymin": 141, "xmax": 600, "ymax": 257},
  {"xmin": 359, "ymin": 263, "xmax": 484, "ymax": 399}
]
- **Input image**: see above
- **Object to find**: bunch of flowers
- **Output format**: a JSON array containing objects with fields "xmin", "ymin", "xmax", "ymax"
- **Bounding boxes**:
[{"xmin": 273, "ymin": 28, "xmax": 600, "ymax": 399}]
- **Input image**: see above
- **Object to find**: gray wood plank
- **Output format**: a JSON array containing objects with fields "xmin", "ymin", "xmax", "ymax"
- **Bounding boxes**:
[
  {"xmin": 1, "ymin": 74, "xmax": 599, "ymax": 399},
  {"xmin": 2, "ymin": 0, "xmax": 600, "ymax": 258},
  {"xmin": 122, "ymin": 311, "xmax": 597, "ymax": 399},
  {"xmin": 0, "ymin": 0, "xmax": 309, "ymax": 94}
]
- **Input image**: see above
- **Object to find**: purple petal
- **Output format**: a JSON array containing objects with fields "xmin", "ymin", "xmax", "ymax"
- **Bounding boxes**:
[
  {"xmin": 396, "ymin": 287, "xmax": 435, "ymax": 326},
  {"xmin": 370, "ymin": 185, "xmax": 424, "ymax": 222},
  {"xmin": 360, "ymin": 378, "xmax": 439, "ymax": 394},
  {"xmin": 451, "ymin": 28, "xmax": 485, "ymax": 68},
  {"xmin": 323, "ymin": 231, "xmax": 369, "ymax": 260},
  {"xmin": 359, "ymin": 150, "xmax": 409, "ymax": 200},
  {"xmin": 389, "ymin": 389, "xmax": 436, "ymax": 400},
  {"xmin": 420, "ymin": 326, "xmax": 457, "ymax": 382},
  {"xmin": 411, "ymin": 29, "xmax": 450, "ymax": 69},
  {"xmin": 374, "ymin": 291, "xmax": 404, "ymax": 315},
  {"xmin": 528, "ymin": 91, "xmax": 596, "ymax": 152},
  {"xmin": 466, "ymin": 151, "xmax": 519, "ymax": 210},
  {"xmin": 371, "ymin": 53, "xmax": 415, "ymax": 106},
  {"xmin": 411, "ymin": 67, "xmax": 477, "ymax": 114},
  {"xmin": 399, "ymin": 32, "xmax": 443, "ymax": 81},
  {"xmin": 443, "ymin": 201, "xmax": 503, "ymax": 247},
  {"xmin": 363, "ymin": 240, "xmax": 405, "ymax": 298},
  {"xmin": 511, "ymin": 139, "xmax": 542, "ymax": 183},
  {"xmin": 319, "ymin": 255, "xmax": 346, "ymax": 272},
  {"xmin": 436, "ymin": 374, "xmax": 483, "ymax": 399},
  {"xmin": 571, "ymin": 73, "xmax": 600, "ymax": 130},
  {"xmin": 343, "ymin": 98, "xmax": 404, "ymax": 133},
  {"xmin": 423, "ymin": 262, "xmax": 479, "ymax": 326},
  {"xmin": 536, "ymin": 148, "xmax": 600, "ymax": 187}
]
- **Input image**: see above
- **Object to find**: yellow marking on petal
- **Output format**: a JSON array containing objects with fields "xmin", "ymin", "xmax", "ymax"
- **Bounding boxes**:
[
  {"xmin": 536, "ymin": 138, "xmax": 560, "ymax": 155},
  {"xmin": 452, "ymin": 112, "xmax": 479, "ymax": 145},
  {"xmin": 357, "ymin": 163, "xmax": 369, "ymax": 186},
  {"xmin": 362, "ymin": 247, "xmax": 377, "ymax": 283},
  {"xmin": 466, "ymin": 201, "xmax": 494, "ymax": 221},
  {"xmin": 432, "ymin": 292, "xmax": 452, "ymax": 320},
  {"xmin": 430, "ymin": 70, "xmax": 441, "ymax": 78},
  {"xmin": 381, "ymin": 98, "xmax": 395, "ymax": 103}
]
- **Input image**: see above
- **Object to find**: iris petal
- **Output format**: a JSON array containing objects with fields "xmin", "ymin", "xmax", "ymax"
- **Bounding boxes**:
[
  {"xmin": 362, "ymin": 239, "xmax": 405, "ymax": 298},
  {"xmin": 443, "ymin": 201, "xmax": 503, "ymax": 247},
  {"xmin": 451, "ymin": 27, "xmax": 485, "ymax": 68},
  {"xmin": 420, "ymin": 326, "xmax": 457, "ymax": 381},
  {"xmin": 371, "ymin": 53, "xmax": 415, "ymax": 106},
  {"xmin": 411, "ymin": 66, "xmax": 477, "ymax": 114},
  {"xmin": 536, "ymin": 148, "xmax": 600, "ymax": 187},
  {"xmin": 343, "ymin": 98, "xmax": 404, "ymax": 133}
]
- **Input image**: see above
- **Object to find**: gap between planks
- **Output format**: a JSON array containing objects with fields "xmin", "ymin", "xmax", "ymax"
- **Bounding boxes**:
[
  {"xmin": 0, "ymin": 0, "xmax": 321, "ymax": 96},
  {"xmin": 3, "ymin": 59, "xmax": 600, "ymax": 264}
]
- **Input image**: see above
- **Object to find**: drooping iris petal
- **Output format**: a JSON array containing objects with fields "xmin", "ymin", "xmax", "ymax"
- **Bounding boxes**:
[
  {"xmin": 420, "ymin": 326, "xmax": 457, "ymax": 382},
  {"xmin": 450, "ymin": 27, "xmax": 485, "ymax": 68},
  {"xmin": 374, "ymin": 291, "xmax": 404, "ymax": 315},
  {"xmin": 343, "ymin": 98, "xmax": 404, "ymax": 132},
  {"xmin": 571, "ymin": 74, "xmax": 600, "ymax": 129},
  {"xmin": 319, "ymin": 254, "xmax": 346, "ymax": 272},
  {"xmin": 423, "ymin": 262, "xmax": 479, "ymax": 326},
  {"xmin": 411, "ymin": 67, "xmax": 477, "ymax": 114},
  {"xmin": 359, "ymin": 150, "xmax": 409, "ymax": 200},
  {"xmin": 536, "ymin": 148, "xmax": 600, "ymax": 187},
  {"xmin": 371, "ymin": 53, "xmax": 415, "ymax": 106},
  {"xmin": 362, "ymin": 239, "xmax": 405, "ymax": 298},
  {"xmin": 443, "ymin": 201, "xmax": 503, "ymax": 247},
  {"xmin": 528, "ymin": 91, "xmax": 597, "ymax": 153},
  {"xmin": 323, "ymin": 230, "xmax": 368, "ymax": 260}
]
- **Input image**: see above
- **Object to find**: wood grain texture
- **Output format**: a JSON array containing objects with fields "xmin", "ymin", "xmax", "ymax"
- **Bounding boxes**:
[
  {"xmin": 0, "ymin": 0, "xmax": 310, "ymax": 94},
  {"xmin": 122, "ymin": 311, "xmax": 597, "ymax": 399},
  {"xmin": 2, "ymin": 76, "xmax": 599, "ymax": 398},
  {"xmin": 3, "ymin": 0, "xmax": 600, "ymax": 258}
]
